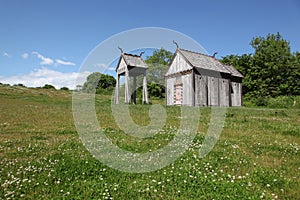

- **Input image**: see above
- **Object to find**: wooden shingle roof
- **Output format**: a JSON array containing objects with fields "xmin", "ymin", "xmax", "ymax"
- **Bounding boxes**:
[
  {"xmin": 176, "ymin": 49, "xmax": 243, "ymax": 78},
  {"xmin": 115, "ymin": 53, "xmax": 148, "ymax": 73},
  {"xmin": 178, "ymin": 49, "xmax": 229, "ymax": 74},
  {"xmin": 223, "ymin": 64, "xmax": 244, "ymax": 78},
  {"xmin": 122, "ymin": 53, "xmax": 148, "ymax": 68}
]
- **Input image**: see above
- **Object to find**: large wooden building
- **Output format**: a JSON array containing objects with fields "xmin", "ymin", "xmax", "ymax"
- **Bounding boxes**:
[{"xmin": 165, "ymin": 48, "xmax": 243, "ymax": 107}]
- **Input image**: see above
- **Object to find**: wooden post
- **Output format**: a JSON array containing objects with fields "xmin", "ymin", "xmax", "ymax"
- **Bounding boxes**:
[
  {"xmin": 192, "ymin": 70, "xmax": 195, "ymax": 106},
  {"xmin": 125, "ymin": 67, "xmax": 130, "ymax": 103},
  {"xmin": 132, "ymin": 76, "xmax": 136, "ymax": 104},
  {"xmin": 115, "ymin": 74, "xmax": 120, "ymax": 104},
  {"xmin": 142, "ymin": 73, "xmax": 149, "ymax": 104}
]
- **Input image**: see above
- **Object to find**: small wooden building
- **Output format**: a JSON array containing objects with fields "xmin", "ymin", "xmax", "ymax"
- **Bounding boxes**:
[
  {"xmin": 114, "ymin": 52, "xmax": 149, "ymax": 104},
  {"xmin": 165, "ymin": 48, "xmax": 243, "ymax": 107}
]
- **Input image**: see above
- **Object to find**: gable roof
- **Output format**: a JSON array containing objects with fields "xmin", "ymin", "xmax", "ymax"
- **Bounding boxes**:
[
  {"xmin": 167, "ymin": 48, "xmax": 243, "ymax": 78},
  {"xmin": 178, "ymin": 49, "xmax": 230, "ymax": 74},
  {"xmin": 118, "ymin": 53, "xmax": 148, "ymax": 69}
]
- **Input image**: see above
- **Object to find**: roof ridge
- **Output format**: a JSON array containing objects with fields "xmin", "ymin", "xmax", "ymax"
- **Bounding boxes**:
[
  {"xmin": 120, "ymin": 52, "xmax": 148, "ymax": 69},
  {"xmin": 178, "ymin": 48, "xmax": 212, "ymax": 58},
  {"xmin": 179, "ymin": 48, "xmax": 224, "ymax": 63},
  {"xmin": 179, "ymin": 48, "xmax": 235, "ymax": 67},
  {"xmin": 123, "ymin": 53, "xmax": 142, "ymax": 57},
  {"xmin": 177, "ymin": 48, "xmax": 232, "ymax": 74}
]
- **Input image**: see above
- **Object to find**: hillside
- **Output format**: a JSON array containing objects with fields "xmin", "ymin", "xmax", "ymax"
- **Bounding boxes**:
[{"xmin": 0, "ymin": 85, "xmax": 299, "ymax": 199}]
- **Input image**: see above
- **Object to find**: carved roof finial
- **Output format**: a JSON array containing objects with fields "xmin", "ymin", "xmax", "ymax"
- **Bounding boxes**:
[
  {"xmin": 173, "ymin": 40, "xmax": 179, "ymax": 49},
  {"xmin": 139, "ymin": 51, "xmax": 145, "ymax": 57},
  {"xmin": 118, "ymin": 46, "xmax": 124, "ymax": 54},
  {"xmin": 212, "ymin": 52, "xmax": 218, "ymax": 58}
]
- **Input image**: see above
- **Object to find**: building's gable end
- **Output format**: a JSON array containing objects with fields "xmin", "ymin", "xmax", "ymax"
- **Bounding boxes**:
[
  {"xmin": 165, "ymin": 51, "xmax": 193, "ymax": 77},
  {"xmin": 116, "ymin": 56, "xmax": 128, "ymax": 74}
]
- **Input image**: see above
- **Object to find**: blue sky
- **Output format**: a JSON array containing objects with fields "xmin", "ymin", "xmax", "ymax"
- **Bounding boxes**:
[{"xmin": 0, "ymin": 0, "xmax": 299, "ymax": 89}]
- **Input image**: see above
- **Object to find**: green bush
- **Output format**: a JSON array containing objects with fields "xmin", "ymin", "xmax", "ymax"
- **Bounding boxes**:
[
  {"xmin": 60, "ymin": 87, "xmax": 69, "ymax": 91},
  {"xmin": 242, "ymin": 95, "xmax": 300, "ymax": 108},
  {"xmin": 96, "ymin": 87, "xmax": 114, "ymax": 95},
  {"xmin": 242, "ymin": 94, "xmax": 270, "ymax": 107},
  {"xmin": 255, "ymin": 96, "xmax": 269, "ymax": 107},
  {"xmin": 292, "ymin": 96, "xmax": 300, "ymax": 109},
  {"xmin": 42, "ymin": 84, "xmax": 56, "ymax": 89},
  {"xmin": 268, "ymin": 96, "xmax": 294, "ymax": 108}
]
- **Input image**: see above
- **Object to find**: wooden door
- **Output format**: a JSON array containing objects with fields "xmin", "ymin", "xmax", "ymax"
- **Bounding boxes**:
[{"xmin": 174, "ymin": 84, "xmax": 183, "ymax": 105}]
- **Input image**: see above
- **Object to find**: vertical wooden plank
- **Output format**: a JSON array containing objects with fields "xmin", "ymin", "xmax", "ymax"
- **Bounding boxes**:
[
  {"xmin": 240, "ymin": 82, "xmax": 243, "ymax": 106},
  {"xmin": 237, "ymin": 82, "xmax": 242, "ymax": 106},
  {"xmin": 166, "ymin": 77, "xmax": 175, "ymax": 106},
  {"xmin": 207, "ymin": 77, "xmax": 212, "ymax": 106},
  {"xmin": 231, "ymin": 81, "xmax": 236, "ymax": 106},
  {"xmin": 114, "ymin": 74, "xmax": 120, "ymax": 104},
  {"xmin": 231, "ymin": 81, "xmax": 242, "ymax": 106},
  {"xmin": 207, "ymin": 76, "xmax": 211, "ymax": 106},
  {"xmin": 192, "ymin": 71, "xmax": 195, "ymax": 106},
  {"xmin": 208, "ymin": 76, "xmax": 219, "ymax": 106},
  {"xmin": 195, "ymin": 74, "xmax": 208, "ymax": 106},
  {"xmin": 219, "ymin": 78, "xmax": 229, "ymax": 107},
  {"xmin": 194, "ymin": 74, "xmax": 200, "ymax": 106},
  {"xmin": 229, "ymin": 79, "xmax": 232, "ymax": 107},
  {"xmin": 182, "ymin": 74, "xmax": 187, "ymax": 105},
  {"xmin": 182, "ymin": 74, "xmax": 193, "ymax": 106},
  {"xmin": 166, "ymin": 78, "xmax": 170, "ymax": 105},
  {"xmin": 219, "ymin": 78, "xmax": 224, "ymax": 106},
  {"xmin": 203, "ymin": 76, "xmax": 208, "ymax": 106},
  {"xmin": 231, "ymin": 82, "xmax": 236, "ymax": 106}
]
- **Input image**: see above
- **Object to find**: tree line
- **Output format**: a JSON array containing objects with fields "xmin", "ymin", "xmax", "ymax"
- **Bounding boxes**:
[
  {"xmin": 220, "ymin": 32, "xmax": 300, "ymax": 105},
  {"xmin": 0, "ymin": 82, "xmax": 70, "ymax": 91},
  {"xmin": 82, "ymin": 32, "xmax": 300, "ymax": 105}
]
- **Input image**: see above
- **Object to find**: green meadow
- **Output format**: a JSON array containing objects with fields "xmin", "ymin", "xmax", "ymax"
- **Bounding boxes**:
[{"xmin": 0, "ymin": 85, "xmax": 299, "ymax": 199}]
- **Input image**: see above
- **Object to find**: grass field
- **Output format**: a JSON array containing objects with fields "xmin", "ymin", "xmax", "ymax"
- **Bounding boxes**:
[{"xmin": 0, "ymin": 85, "xmax": 299, "ymax": 199}]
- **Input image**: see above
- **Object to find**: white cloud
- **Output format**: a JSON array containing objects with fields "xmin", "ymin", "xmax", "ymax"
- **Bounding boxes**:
[
  {"xmin": 32, "ymin": 51, "xmax": 54, "ymax": 65},
  {"xmin": 55, "ymin": 59, "xmax": 75, "ymax": 66},
  {"xmin": 31, "ymin": 51, "xmax": 76, "ymax": 66},
  {"xmin": 0, "ymin": 67, "xmax": 90, "ymax": 90},
  {"xmin": 21, "ymin": 53, "xmax": 29, "ymax": 59},
  {"xmin": 3, "ymin": 52, "xmax": 11, "ymax": 58}
]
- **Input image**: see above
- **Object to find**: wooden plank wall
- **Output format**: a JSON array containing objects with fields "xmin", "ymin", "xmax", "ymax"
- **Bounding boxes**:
[
  {"xmin": 231, "ymin": 82, "xmax": 242, "ymax": 106},
  {"xmin": 166, "ymin": 77, "xmax": 175, "ymax": 106},
  {"xmin": 182, "ymin": 73, "xmax": 193, "ymax": 106},
  {"xmin": 166, "ymin": 53, "xmax": 241, "ymax": 107},
  {"xmin": 167, "ymin": 75, "xmax": 236, "ymax": 107},
  {"xmin": 219, "ymin": 78, "xmax": 230, "ymax": 107},
  {"xmin": 195, "ymin": 74, "xmax": 207, "ymax": 106},
  {"xmin": 207, "ymin": 76, "xmax": 219, "ymax": 106}
]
